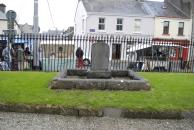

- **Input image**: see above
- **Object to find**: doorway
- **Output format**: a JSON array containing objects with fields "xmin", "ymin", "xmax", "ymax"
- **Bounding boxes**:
[{"xmin": 112, "ymin": 44, "xmax": 121, "ymax": 60}]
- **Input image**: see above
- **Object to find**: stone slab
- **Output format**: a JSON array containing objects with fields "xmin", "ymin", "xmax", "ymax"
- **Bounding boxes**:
[
  {"xmin": 91, "ymin": 41, "xmax": 110, "ymax": 71},
  {"xmin": 67, "ymin": 69, "xmax": 87, "ymax": 77},
  {"xmin": 50, "ymin": 78, "xmax": 150, "ymax": 91},
  {"xmin": 112, "ymin": 70, "xmax": 128, "ymax": 77},
  {"xmin": 87, "ymin": 71, "xmax": 112, "ymax": 79}
]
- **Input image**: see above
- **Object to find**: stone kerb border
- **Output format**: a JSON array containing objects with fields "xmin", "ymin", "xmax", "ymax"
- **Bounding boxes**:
[
  {"xmin": 1, "ymin": 103, "xmax": 192, "ymax": 119},
  {"xmin": 50, "ymin": 69, "xmax": 151, "ymax": 91}
]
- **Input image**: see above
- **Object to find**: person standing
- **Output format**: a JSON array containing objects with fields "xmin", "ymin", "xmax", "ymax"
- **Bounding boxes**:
[
  {"xmin": 17, "ymin": 45, "xmax": 24, "ymax": 71},
  {"xmin": 2, "ymin": 44, "xmax": 14, "ymax": 70},
  {"xmin": 24, "ymin": 47, "xmax": 32, "ymax": 69},
  {"xmin": 76, "ymin": 47, "xmax": 84, "ymax": 69}
]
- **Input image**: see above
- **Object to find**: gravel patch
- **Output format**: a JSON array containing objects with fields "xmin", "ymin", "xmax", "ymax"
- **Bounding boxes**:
[{"xmin": 0, "ymin": 112, "xmax": 194, "ymax": 130}]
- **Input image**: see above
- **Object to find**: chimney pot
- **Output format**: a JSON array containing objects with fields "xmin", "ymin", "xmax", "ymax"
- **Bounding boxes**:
[{"xmin": 0, "ymin": 3, "xmax": 6, "ymax": 13}]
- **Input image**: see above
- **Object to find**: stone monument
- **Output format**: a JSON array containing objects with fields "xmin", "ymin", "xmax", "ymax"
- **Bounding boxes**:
[
  {"xmin": 50, "ymin": 41, "xmax": 150, "ymax": 91},
  {"xmin": 87, "ymin": 41, "xmax": 112, "ymax": 79}
]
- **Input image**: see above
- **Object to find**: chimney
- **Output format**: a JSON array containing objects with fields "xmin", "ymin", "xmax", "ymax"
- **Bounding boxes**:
[{"xmin": 0, "ymin": 3, "xmax": 6, "ymax": 13}]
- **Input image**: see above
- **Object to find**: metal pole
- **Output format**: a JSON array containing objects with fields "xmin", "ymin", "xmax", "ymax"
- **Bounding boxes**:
[
  {"xmin": 33, "ymin": 0, "xmax": 40, "ymax": 70},
  {"xmin": 6, "ymin": 10, "xmax": 16, "ymax": 70}
]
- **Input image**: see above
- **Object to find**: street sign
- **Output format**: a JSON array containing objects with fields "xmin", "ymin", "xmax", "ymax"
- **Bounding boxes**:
[
  {"xmin": 6, "ymin": 10, "xmax": 17, "ymax": 20},
  {"xmin": 6, "ymin": 10, "xmax": 17, "ymax": 33},
  {"xmin": 5, "ymin": 10, "xmax": 17, "ymax": 45}
]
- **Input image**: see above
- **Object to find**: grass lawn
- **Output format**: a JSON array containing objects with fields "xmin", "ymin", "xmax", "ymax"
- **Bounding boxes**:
[{"xmin": 0, "ymin": 71, "xmax": 194, "ymax": 111}]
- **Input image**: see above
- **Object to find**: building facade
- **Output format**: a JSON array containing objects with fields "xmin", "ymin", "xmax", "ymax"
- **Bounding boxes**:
[
  {"xmin": 75, "ymin": 0, "xmax": 192, "ymax": 39},
  {"xmin": 74, "ymin": 0, "xmax": 192, "ymax": 62},
  {"xmin": 164, "ymin": 0, "xmax": 194, "ymax": 37},
  {"xmin": 143, "ymin": 1, "xmax": 192, "ymax": 40},
  {"xmin": 164, "ymin": 0, "xmax": 194, "ymax": 62},
  {"xmin": 74, "ymin": 0, "xmax": 154, "ymax": 36}
]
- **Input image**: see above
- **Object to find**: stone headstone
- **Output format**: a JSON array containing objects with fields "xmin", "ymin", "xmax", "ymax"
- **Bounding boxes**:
[
  {"xmin": 91, "ymin": 41, "xmax": 110, "ymax": 71},
  {"xmin": 87, "ymin": 41, "xmax": 111, "ymax": 79}
]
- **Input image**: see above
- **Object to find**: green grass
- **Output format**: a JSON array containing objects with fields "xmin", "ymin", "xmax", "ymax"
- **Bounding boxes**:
[{"xmin": 0, "ymin": 72, "xmax": 194, "ymax": 111}]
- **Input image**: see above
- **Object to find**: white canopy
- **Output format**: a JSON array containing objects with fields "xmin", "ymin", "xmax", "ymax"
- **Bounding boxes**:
[{"xmin": 127, "ymin": 42, "xmax": 187, "ymax": 52}]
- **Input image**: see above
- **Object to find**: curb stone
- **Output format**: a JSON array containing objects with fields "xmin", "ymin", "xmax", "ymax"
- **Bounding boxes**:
[{"xmin": 1, "ymin": 103, "xmax": 193, "ymax": 119}]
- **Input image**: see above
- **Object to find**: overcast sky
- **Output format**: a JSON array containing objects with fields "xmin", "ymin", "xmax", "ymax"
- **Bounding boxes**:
[{"xmin": 1, "ymin": 0, "xmax": 163, "ymax": 32}]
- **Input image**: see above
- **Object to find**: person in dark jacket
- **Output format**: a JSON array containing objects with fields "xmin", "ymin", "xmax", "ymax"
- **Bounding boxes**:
[
  {"xmin": 24, "ymin": 47, "xmax": 32, "ymax": 69},
  {"xmin": 76, "ymin": 47, "xmax": 84, "ymax": 68}
]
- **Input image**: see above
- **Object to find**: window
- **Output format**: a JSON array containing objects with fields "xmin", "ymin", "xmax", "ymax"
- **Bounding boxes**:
[
  {"xmin": 134, "ymin": 19, "xmax": 141, "ymax": 32},
  {"xmin": 98, "ymin": 18, "xmax": 105, "ymax": 30},
  {"xmin": 163, "ymin": 21, "xmax": 169, "ymax": 35},
  {"xmin": 116, "ymin": 18, "xmax": 123, "ymax": 31},
  {"xmin": 178, "ymin": 22, "xmax": 184, "ymax": 36}
]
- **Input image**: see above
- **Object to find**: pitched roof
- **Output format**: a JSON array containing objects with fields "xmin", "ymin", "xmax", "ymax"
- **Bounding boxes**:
[
  {"xmin": 81, "ymin": 0, "xmax": 190, "ymax": 19},
  {"xmin": 82, "ymin": 0, "xmax": 149, "ymax": 16},
  {"xmin": 144, "ymin": 1, "xmax": 189, "ymax": 19}
]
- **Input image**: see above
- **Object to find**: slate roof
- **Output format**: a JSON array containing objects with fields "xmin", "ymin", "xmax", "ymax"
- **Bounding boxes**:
[
  {"xmin": 81, "ymin": 0, "xmax": 190, "ymax": 18},
  {"xmin": 82, "ymin": 0, "xmax": 149, "ymax": 16},
  {"xmin": 144, "ymin": 1, "xmax": 189, "ymax": 19}
]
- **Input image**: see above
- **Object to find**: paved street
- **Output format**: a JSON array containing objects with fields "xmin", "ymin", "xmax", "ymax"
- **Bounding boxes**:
[{"xmin": 0, "ymin": 112, "xmax": 194, "ymax": 130}]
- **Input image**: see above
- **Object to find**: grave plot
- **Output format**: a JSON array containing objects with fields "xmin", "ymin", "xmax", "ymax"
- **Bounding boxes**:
[{"xmin": 50, "ymin": 41, "xmax": 150, "ymax": 91}]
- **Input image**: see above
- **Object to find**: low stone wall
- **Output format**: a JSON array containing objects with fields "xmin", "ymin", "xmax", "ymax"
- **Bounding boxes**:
[
  {"xmin": 50, "ymin": 69, "xmax": 150, "ymax": 91},
  {"xmin": 51, "ymin": 78, "xmax": 150, "ymax": 90}
]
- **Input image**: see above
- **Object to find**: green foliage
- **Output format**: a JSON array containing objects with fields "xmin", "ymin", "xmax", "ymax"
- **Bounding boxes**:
[{"xmin": 0, "ymin": 72, "xmax": 194, "ymax": 111}]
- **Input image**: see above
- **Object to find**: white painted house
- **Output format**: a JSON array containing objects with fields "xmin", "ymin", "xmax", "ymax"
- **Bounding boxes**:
[
  {"xmin": 75, "ymin": 0, "xmax": 192, "ymax": 38},
  {"xmin": 74, "ymin": 0, "xmax": 154, "ymax": 36},
  {"xmin": 74, "ymin": 0, "xmax": 192, "ymax": 70},
  {"xmin": 74, "ymin": 0, "xmax": 155, "ymax": 62}
]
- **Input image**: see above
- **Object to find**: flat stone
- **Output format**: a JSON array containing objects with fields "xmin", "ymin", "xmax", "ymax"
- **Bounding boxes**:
[
  {"xmin": 112, "ymin": 70, "xmax": 128, "ymax": 77},
  {"xmin": 67, "ymin": 69, "xmax": 87, "ymax": 76},
  {"xmin": 87, "ymin": 71, "xmax": 112, "ymax": 79}
]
